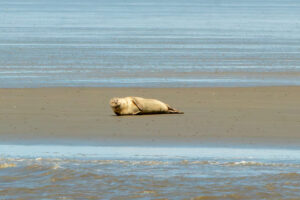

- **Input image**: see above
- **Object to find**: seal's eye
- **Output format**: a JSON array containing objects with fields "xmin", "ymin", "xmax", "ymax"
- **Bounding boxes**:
[{"xmin": 110, "ymin": 99, "xmax": 120, "ymax": 107}]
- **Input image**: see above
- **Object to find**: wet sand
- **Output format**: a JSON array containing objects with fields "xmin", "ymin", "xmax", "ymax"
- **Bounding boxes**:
[{"xmin": 0, "ymin": 87, "xmax": 299, "ymax": 147}]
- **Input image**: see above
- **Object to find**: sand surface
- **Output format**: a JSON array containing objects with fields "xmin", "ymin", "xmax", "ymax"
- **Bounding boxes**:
[{"xmin": 0, "ymin": 87, "xmax": 299, "ymax": 147}]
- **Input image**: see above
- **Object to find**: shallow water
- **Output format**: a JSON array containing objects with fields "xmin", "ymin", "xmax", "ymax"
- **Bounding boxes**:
[
  {"xmin": 1, "ymin": 145, "xmax": 300, "ymax": 199},
  {"xmin": 1, "ymin": 0, "xmax": 300, "ymax": 87}
]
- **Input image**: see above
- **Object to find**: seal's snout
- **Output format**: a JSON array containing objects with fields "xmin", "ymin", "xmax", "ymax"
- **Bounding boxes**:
[{"xmin": 109, "ymin": 98, "xmax": 120, "ymax": 108}]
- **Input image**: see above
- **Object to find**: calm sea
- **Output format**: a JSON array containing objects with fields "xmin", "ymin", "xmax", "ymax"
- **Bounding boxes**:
[{"xmin": 1, "ymin": 0, "xmax": 300, "ymax": 87}]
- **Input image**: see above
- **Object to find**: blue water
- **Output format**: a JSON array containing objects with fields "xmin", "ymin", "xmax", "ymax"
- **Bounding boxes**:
[
  {"xmin": 1, "ymin": 0, "xmax": 300, "ymax": 87},
  {"xmin": 2, "ymin": 145, "xmax": 300, "ymax": 160},
  {"xmin": 1, "ymin": 145, "xmax": 300, "ymax": 199}
]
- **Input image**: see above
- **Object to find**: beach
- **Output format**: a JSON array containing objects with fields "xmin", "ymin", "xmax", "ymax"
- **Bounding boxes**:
[
  {"xmin": 1, "ymin": 86, "xmax": 300, "ymax": 199},
  {"xmin": 1, "ymin": 86, "xmax": 299, "ymax": 147}
]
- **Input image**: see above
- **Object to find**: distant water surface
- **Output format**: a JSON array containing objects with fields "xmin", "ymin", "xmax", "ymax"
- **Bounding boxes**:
[
  {"xmin": 1, "ymin": 0, "xmax": 300, "ymax": 87},
  {"xmin": 1, "ymin": 145, "xmax": 300, "ymax": 199}
]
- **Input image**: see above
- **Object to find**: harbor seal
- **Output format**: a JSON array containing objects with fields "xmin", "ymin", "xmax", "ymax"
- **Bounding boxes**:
[{"xmin": 109, "ymin": 97, "xmax": 183, "ymax": 116}]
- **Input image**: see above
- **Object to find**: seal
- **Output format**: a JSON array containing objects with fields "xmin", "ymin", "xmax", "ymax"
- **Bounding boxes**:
[{"xmin": 109, "ymin": 97, "xmax": 183, "ymax": 115}]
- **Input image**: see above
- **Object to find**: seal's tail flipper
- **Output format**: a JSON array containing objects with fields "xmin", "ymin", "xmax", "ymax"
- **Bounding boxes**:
[
  {"xmin": 167, "ymin": 105, "xmax": 184, "ymax": 114},
  {"xmin": 167, "ymin": 110, "xmax": 184, "ymax": 114}
]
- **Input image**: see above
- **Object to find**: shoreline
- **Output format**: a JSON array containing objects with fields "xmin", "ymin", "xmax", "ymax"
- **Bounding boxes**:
[
  {"xmin": 2, "ymin": 144, "xmax": 300, "ymax": 159},
  {"xmin": 1, "ymin": 86, "xmax": 299, "ymax": 148}
]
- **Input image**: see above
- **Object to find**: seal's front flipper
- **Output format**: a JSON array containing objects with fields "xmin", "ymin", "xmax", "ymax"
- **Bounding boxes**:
[
  {"xmin": 132, "ymin": 111, "xmax": 141, "ymax": 115},
  {"xmin": 131, "ymin": 97, "xmax": 144, "ymax": 112}
]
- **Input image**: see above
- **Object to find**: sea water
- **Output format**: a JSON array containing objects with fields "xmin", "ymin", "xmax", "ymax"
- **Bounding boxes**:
[
  {"xmin": 1, "ymin": 0, "xmax": 300, "ymax": 87},
  {"xmin": 1, "ymin": 145, "xmax": 300, "ymax": 199}
]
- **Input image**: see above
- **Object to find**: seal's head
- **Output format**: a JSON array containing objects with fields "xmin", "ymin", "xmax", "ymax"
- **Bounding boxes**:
[
  {"xmin": 110, "ymin": 97, "xmax": 123, "ymax": 115},
  {"xmin": 110, "ymin": 97, "xmax": 121, "ymax": 108}
]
